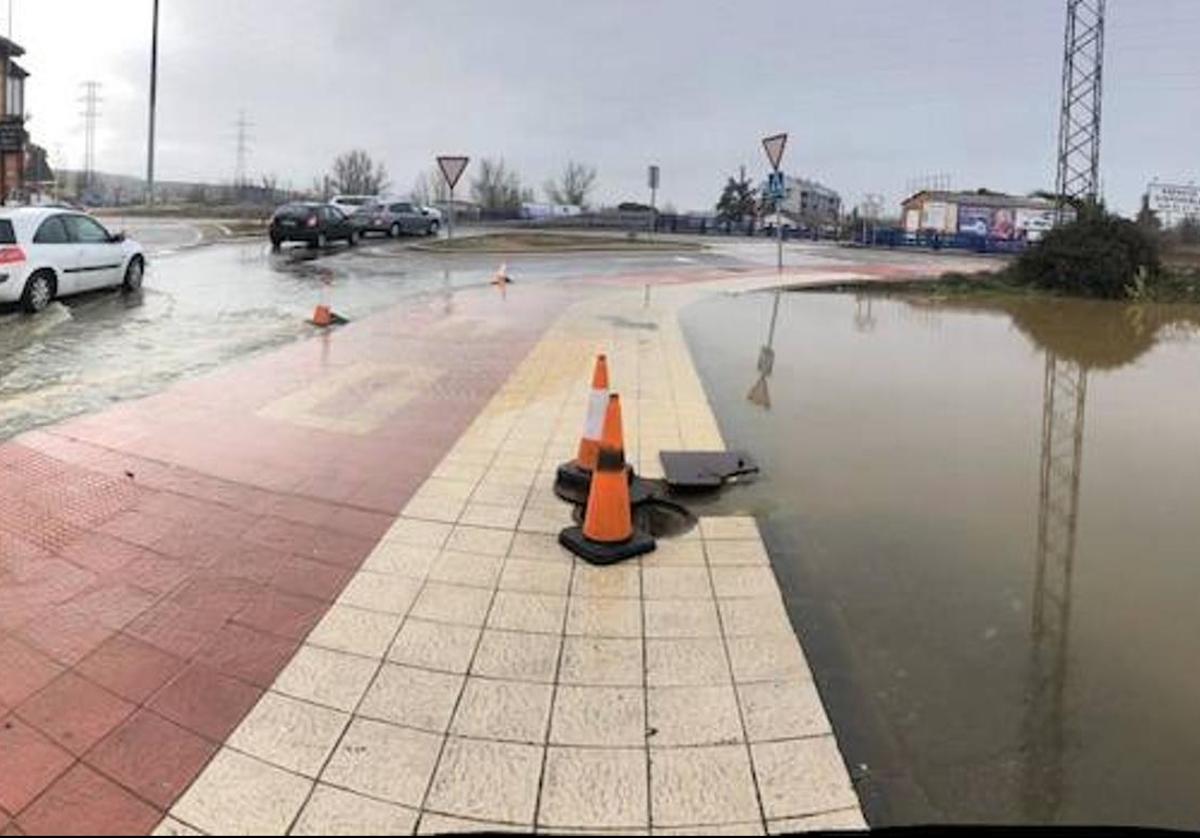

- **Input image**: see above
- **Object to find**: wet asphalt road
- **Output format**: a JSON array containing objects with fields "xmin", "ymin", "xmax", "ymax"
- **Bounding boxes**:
[{"xmin": 0, "ymin": 231, "xmax": 744, "ymax": 441}]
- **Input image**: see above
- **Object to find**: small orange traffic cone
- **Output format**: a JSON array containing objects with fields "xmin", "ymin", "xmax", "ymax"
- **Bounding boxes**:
[
  {"xmin": 491, "ymin": 262, "xmax": 511, "ymax": 285},
  {"xmin": 556, "ymin": 355, "xmax": 656, "ymax": 506},
  {"xmin": 559, "ymin": 394, "xmax": 655, "ymax": 565},
  {"xmin": 309, "ymin": 273, "xmax": 345, "ymax": 327}
]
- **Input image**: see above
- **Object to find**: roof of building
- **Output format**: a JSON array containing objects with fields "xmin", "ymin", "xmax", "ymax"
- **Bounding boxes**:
[
  {"xmin": 902, "ymin": 190, "xmax": 1055, "ymax": 209},
  {"xmin": 0, "ymin": 35, "xmax": 25, "ymax": 58}
]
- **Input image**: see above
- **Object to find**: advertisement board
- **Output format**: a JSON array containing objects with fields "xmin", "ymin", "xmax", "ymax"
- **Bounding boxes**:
[
  {"xmin": 1147, "ymin": 182, "xmax": 1200, "ymax": 224},
  {"xmin": 921, "ymin": 202, "xmax": 949, "ymax": 232},
  {"xmin": 957, "ymin": 205, "xmax": 992, "ymax": 237},
  {"xmin": 1015, "ymin": 207, "xmax": 1057, "ymax": 242}
]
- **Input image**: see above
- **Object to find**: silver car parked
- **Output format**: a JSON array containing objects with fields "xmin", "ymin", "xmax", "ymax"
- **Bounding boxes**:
[{"xmin": 351, "ymin": 200, "xmax": 439, "ymax": 238}]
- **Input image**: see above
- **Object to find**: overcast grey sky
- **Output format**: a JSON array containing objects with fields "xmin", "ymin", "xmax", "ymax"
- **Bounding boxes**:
[{"xmin": 13, "ymin": 0, "xmax": 1200, "ymax": 213}]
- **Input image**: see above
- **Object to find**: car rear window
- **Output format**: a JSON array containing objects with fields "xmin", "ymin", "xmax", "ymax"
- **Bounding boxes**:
[
  {"xmin": 275, "ymin": 204, "xmax": 313, "ymax": 219},
  {"xmin": 0, "ymin": 220, "xmax": 15, "ymax": 244},
  {"xmin": 336, "ymin": 197, "xmax": 368, "ymax": 207}
]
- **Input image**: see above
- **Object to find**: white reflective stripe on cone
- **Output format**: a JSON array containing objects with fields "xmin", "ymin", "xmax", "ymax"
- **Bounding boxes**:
[{"xmin": 583, "ymin": 390, "xmax": 607, "ymax": 440}]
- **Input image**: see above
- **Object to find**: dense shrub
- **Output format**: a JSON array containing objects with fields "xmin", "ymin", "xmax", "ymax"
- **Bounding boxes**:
[{"xmin": 1009, "ymin": 203, "xmax": 1160, "ymax": 299}]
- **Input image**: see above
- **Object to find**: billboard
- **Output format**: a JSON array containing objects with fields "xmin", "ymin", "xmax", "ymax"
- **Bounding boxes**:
[
  {"xmin": 1147, "ymin": 182, "xmax": 1200, "ymax": 224},
  {"xmin": 1015, "ymin": 207, "xmax": 1057, "ymax": 242},
  {"xmin": 957, "ymin": 205, "xmax": 992, "ymax": 237},
  {"xmin": 920, "ymin": 202, "xmax": 950, "ymax": 232}
]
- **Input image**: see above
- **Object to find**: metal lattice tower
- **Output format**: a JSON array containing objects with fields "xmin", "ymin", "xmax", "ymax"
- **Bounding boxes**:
[
  {"xmin": 1022, "ymin": 352, "xmax": 1088, "ymax": 819},
  {"xmin": 78, "ymin": 81, "xmax": 102, "ymax": 190},
  {"xmin": 1055, "ymin": 0, "xmax": 1106, "ymax": 218},
  {"xmin": 234, "ymin": 110, "xmax": 253, "ymax": 194}
]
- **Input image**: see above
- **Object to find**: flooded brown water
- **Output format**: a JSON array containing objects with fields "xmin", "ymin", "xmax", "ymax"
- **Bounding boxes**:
[{"xmin": 681, "ymin": 290, "xmax": 1200, "ymax": 828}]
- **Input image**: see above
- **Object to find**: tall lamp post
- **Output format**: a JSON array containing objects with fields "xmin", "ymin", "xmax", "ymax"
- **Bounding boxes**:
[{"xmin": 146, "ymin": 0, "xmax": 159, "ymax": 206}]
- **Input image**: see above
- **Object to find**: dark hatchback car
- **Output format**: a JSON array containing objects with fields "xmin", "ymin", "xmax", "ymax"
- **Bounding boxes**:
[{"xmin": 269, "ymin": 202, "xmax": 360, "ymax": 250}]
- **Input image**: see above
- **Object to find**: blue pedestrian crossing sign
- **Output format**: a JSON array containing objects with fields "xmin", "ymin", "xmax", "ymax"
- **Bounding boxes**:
[{"xmin": 766, "ymin": 171, "xmax": 785, "ymax": 200}]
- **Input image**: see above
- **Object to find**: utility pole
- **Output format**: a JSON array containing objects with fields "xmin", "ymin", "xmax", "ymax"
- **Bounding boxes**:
[
  {"xmin": 1055, "ymin": 0, "xmax": 1106, "ymax": 221},
  {"xmin": 79, "ymin": 81, "xmax": 101, "ymax": 192},
  {"xmin": 234, "ymin": 110, "xmax": 253, "ymax": 198},
  {"xmin": 146, "ymin": 0, "xmax": 159, "ymax": 205}
]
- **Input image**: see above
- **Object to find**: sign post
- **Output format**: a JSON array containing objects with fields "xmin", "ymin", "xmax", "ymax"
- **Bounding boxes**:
[
  {"xmin": 762, "ymin": 132, "xmax": 788, "ymax": 272},
  {"xmin": 647, "ymin": 164, "xmax": 660, "ymax": 237},
  {"xmin": 436, "ymin": 155, "xmax": 470, "ymax": 241}
]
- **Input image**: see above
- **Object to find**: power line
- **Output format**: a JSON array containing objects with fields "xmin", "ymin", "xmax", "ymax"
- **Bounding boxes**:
[{"xmin": 78, "ymin": 80, "xmax": 102, "ymax": 190}]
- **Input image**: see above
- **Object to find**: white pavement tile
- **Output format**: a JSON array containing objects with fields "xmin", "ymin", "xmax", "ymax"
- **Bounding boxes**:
[
  {"xmin": 704, "ymin": 539, "xmax": 770, "ymax": 567},
  {"xmin": 767, "ymin": 808, "xmax": 867, "ymax": 833},
  {"xmin": 717, "ymin": 597, "xmax": 794, "ymax": 638},
  {"xmin": 572, "ymin": 564, "xmax": 640, "ymax": 599},
  {"xmin": 272, "ymin": 644, "xmax": 379, "ymax": 712},
  {"xmin": 426, "ymin": 550, "xmax": 504, "ymax": 589},
  {"xmin": 550, "ymin": 685, "xmax": 645, "ymax": 747},
  {"xmin": 361, "ymin": 541, "xmax": 440, "ymax": 579},
  {"xmin": 151, "ymin": 818, "xmax": 201, "ymax": 836},
  {"xmin": 498, "ymin": 558, "xmax": 573, "ymax": 596},
  {"xmin": 321, "ymin": 717, "xmax": 442, "ymax": 808},
  {"xmin": 450, "ymin": 677, "xmax": 553, "ymax": 744},
  {"xmin": 336, "ymin": 571, "xmax": 422, "ymax": 615},
  {"xmin": 566, "ymin": 596, "xmax": 643, "ymax": 638},
  {"xmin": 446, "ymin": 524, "xmax": 514, "ymax": 557},
  {"xmin": 292, "ymin": 783, "xmax": 419, "ymax": 835},
  {"xmin": 426, "ymin": 737, "xmax": 544, "ymax": 825},
  {"xmin": 751, "ymin": 737, "xmax": 859, "ymax": 820},
  {"xmin": 509, "ymin": 531, "xmax": 574, "ymax": 563},
  {"xmin": 459, "ymin": 502, "xmax": 523, "ymax": 530},
  {"xmin": 227, "ymin": 692, "xmax": 348, "ymax": 777},
  {"xmin": 710, "ymin": 566, "xmax": 780, "ymax": 599},
  {"xmin": 538, "ymin": 747, "xmax": 649, "ymax": 830},
  {"xmin": 643, "ymin": 538, "xmax": 705, "ymax": 567},
  {"xmin": 645, "ymin": 638, "xmax": 731, "ymax": 687},
  {"xmin": 738, "ymin": 679, "xmax": 832, "ymax": 742},
  {"xmin": 644, "ymin": 598, "xmax": 721, "ymax": 638},
  {"xmin": 471, "ymin": 628, "xmax": 561, "ymax": 683},
  {"xmin": 384, "ymin": 517, "xmax": 454, "ymax": 549},
  {"xmin": 418, "ymin": 813, "xmax": 532, "ymax": 834},
  {"xmin": 387, "ymin": 617, "xmax": 481, "ymax": 674},
  {"xmin": 698, "ymin": 516, "xmax": 760, "ymax": 541},
  {"xmin": 641, "ymin": 567, "xmax": 712, "ymax": 600},
  {"xmin": 307, "ymin": 604, "xmax": 402, "ymax": 660},
  {"xmin": 170, "ymin": 748, "xmax": 312, "ymax": 836},
  {"xmin": 654, "ymin": 824, "xmax": 765, "ymax": 835},
  {"xmin": 726, "ymin": 635, "xmax": 811, "ymax": 683},
  {"xmin": 559, "ymin": 636, "xmax": 643, "ymax": 686},
  {"xmin": 359, "ymin": 663, "xmax": 465, "ymax": 733},
  {"xmin": 649, "ymin": 745, "xmax": 760, "ymax": 827},
  {"xmin": 647, "ymin": 685, "xmax": 743, "ymax": 748},
  {"xmin": 487, "ymin": 591, "xmax": 567, "ymax": 634},
  {"xmin": 410, "ymin": 582, "xmax": 494, "ymax": 627}
]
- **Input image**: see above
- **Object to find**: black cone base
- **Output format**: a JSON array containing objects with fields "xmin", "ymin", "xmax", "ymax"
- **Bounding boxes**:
[
  {"xmin": 554, "ymin": 462, "xmax": 658, "ymax": 506},
  {"xmin": 559, "ymin": 525, "xmax": 656, "ymax": 566}
]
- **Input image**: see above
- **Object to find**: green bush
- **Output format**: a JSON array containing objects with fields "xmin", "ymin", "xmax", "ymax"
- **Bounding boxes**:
[{"xmin": 1009, "ymin": 203, "xmax": 1161, "ymax": 299}]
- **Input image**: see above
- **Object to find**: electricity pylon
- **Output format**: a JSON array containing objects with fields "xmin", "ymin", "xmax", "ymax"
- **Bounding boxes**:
[{"xmin": 1055, "ymin": 0, "xmax": 1106, "ymax": 219}]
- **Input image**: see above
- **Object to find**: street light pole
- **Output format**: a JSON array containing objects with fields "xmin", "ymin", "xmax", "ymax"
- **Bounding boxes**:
[{"xmin": 146, "ymin": 0, "xmax": 159, "ymax": 206}]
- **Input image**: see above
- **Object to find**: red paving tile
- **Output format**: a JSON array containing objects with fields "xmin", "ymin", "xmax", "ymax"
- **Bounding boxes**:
[
  {"xmin": 85, "ymin": 709, "xmax": 217, "ymax": 810},
  {"xmin": 75, "ymin": 634, "xmax": 186, "ymax": 705},
  {"xmin": 15, "ymin": 763, "xmax": 160, "ymax": 836},
  {"xmin": 15, "ymin": 672, "xmax": 134, "ymax": 757},
  {"xmin": 232, "ymin": 587, "xmax": 327, "ymax": 640},
  {"xmin": 193, "ymin": 623, "xmax": 298, "ymax": 688},
  {"xmin": 0, "ymin": 717, "xmax": 74, "ymax": 815},
  {"xmin": 0, "ymin": 283, "xmax": 576, "ymax": 830},
  {"xmin": 148, "ymin": 663, "xmax": 263, "ymax": 743},
  {"xmin": 0, "ymin": 638, "xmax": 63, "ymax": 708}
]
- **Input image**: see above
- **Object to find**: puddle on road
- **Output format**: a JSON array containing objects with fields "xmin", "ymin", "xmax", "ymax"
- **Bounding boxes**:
[{"xmin": 681, "ymin": 290, "xmax": 1200, "ymax": 828}]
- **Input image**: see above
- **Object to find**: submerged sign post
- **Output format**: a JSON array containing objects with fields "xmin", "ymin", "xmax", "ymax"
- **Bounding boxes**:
[
  {"xmin": 762, "ymin": 132, "xmax": 788, "ymax": 272},
  {"xmin": 436, "ymin": 155, "xmax": 469, "ymax": 241}
]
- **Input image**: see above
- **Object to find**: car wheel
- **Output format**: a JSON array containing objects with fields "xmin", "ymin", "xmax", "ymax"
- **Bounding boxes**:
[
  {"xmin": 428, "ymin": 221, "xmax": 440, "ymax": 236},
  {"xmin": 270, "ymin": 236, "xmax": 282, "ymax": 251},
  {"xmin": 316, "ymin": 232, "xmax": 328, "ymax": 249},
  {"xmin": 348, "ymin": 231, "xmax": 359, "ymax": 246},
  {"xmin": 122, "ymin": 257, "xmax": 144, "ymax": 292},
  {"xmin": 21, "ymin": 271, "xmax": 56, "ymax": 314},
  {"xmin": 389, "ymin": 223, "xmax": 401, "ymax": 238}
]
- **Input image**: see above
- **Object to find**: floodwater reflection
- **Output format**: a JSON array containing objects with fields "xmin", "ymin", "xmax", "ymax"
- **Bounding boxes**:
[{"xmin": 681, "ymin": 290, "xmax": 1200, "ymax": 827}]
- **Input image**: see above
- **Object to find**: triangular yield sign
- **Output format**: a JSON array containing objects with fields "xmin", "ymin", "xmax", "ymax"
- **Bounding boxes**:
[
  {"xmin": 746, "ymin": 375, "xmax": 771, "ymax": 410},
  {"xmin": 762, "ymin": 133, "xmax": 787, "ymax": 170},
  {"xmin": 437, "ymin": 155, "xmax": 470, "ymax": 189}
]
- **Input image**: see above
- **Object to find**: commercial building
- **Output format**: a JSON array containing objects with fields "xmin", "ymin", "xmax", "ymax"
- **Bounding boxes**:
[
  {"xmin": 761, "ymin": 174, "xmax": 842, "ymax": 226},
  {"xmin": 901, "ymin": 190, "xmax": 1059, "ymax": 242},
  {"xmin": 0, "ymin": 35, "xmax": 28, "ymax": 202}
]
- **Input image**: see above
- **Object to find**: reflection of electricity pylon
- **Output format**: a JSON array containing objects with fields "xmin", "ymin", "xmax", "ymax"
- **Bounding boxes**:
[
  {"xmin": 1022, "ymin": 351, "xmax": 1088, "ymax": 820},
  {"xmin": 747, "ymin": 290, "xmax": 781, "ymax": 410},
  {"xmin": 853, "ymin": 294, "xmax": 876, "ymax": 333}
]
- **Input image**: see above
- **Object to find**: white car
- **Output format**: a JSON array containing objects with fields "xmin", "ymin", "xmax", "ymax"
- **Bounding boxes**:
[
  {"xmin": 0, "ymin": 207, "xmax": 146, "ymax": 313},
  {"xmin": 330, "ymin": 194, "xmax": 378, "ymax": 218}
]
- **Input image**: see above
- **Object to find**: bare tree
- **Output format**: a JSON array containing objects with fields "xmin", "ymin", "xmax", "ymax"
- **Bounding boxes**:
[
  {"xmin": 544, "ymin": 161, "xmax": 597, "ymax": 207},
  {"xmin": 329, "ymin": 150, "xmax": 390, "ymax": 195},
  {"xmin": 470, "ymin": 157, "xmax": 525, "ymax": 210},
  {"xmin": 411, "ymin": 165, "xmax": 450, "ymax": 206}
]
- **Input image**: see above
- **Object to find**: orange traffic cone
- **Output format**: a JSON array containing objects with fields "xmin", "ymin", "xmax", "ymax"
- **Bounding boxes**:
[
  {"xmin": 309, "ymin": 273, "xmax": 344, "ymax": 327},
  {"xmin": 559, "ymin": 394, "xmax": 655, "ymax": 565},
  {"xmin": 556, "ymin": 355, "xmax": 656, "ymax": 506},
  {"xmin": 491, "ymin": 262, "xmax": 511, "ymax": 285}
]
